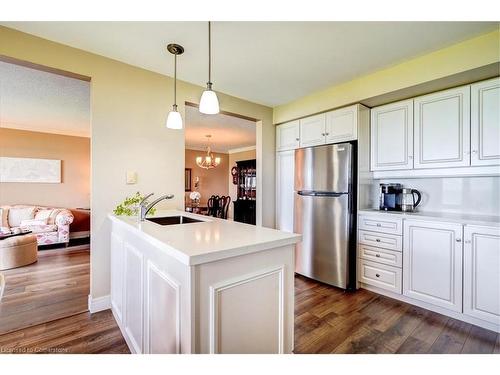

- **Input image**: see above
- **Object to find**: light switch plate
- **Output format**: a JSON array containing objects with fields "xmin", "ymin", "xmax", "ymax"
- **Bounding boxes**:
[{"xmin": 126, "ymin": 171, "xmax": 137, "ymax": 184}]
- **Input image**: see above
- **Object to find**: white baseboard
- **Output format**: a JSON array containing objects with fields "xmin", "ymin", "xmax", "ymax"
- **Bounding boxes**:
[{"xmin": 88, "ymin": 294, "xmax": 111, "ymax": 313}]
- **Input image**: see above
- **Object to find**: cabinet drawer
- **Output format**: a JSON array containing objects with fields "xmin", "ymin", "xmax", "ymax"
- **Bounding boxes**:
[
  {"xmin": 358, "ymin": 244, "xmax": 402, "ymax": 268},
  {"xmin": 358, "ymin": 230, "xmax": 402, "ymax": 251},
  {"xmin": 358, "ymin": 259, "xmax": 402, "ymax": 294},
  {"xmin": 358, "ymin": 214, "xmax": 402, "ymax": 235}
]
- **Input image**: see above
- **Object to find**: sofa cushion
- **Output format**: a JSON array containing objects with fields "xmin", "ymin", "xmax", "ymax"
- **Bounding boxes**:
[
  {"xmin": 21, "ymin": 224, "xmax": 58, "ymax": 234},
  {"xmin": 8, "ymin": 207, "xmax": 36, "ymax": 227},
  {"xmin": 34, "ymin": 209, "xmax": 54, "ymax": 222}
]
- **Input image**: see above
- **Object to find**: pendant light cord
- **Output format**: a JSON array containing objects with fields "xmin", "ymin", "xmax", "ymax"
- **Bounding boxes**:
[
  {"xmin": 208, "ymin": 21, "xmax": 212, "ymax": 85},
  {"xmin": 174, "ymin": 53, "xmax": 177, "ymax": 108}
]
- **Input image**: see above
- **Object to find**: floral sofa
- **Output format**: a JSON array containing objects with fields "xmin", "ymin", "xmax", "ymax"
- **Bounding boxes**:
[{"xmin": 0, "ymin": 205, "xmax": 74, "ymax": 246}]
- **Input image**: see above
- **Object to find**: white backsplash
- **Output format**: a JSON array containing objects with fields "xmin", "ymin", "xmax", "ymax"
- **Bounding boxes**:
[{"xmin": 367, "ymin": 176, "xmax": 500, "ymax": 217}]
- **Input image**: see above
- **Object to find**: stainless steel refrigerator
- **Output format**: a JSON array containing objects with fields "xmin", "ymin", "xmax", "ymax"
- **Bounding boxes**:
[{"xmin": 294, "ymin": 142, "xmax": 356, "ymax": 289}]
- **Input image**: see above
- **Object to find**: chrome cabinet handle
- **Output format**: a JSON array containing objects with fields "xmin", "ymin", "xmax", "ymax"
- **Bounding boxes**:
[
  {"xmin": 456, "ymin": 238, "xmax": 462, "ymax": 243},
  {"xmin": 375, "ymin": 239, "xmax": 381, "ymax": 242},
  {"xmin": 296, "ymin": 138, "xmax": 300, "ymax": 141},
  {"xmin": 325, "ymin": 132, "xmax": 329, "ymax": 136},
  {"xmin": 375, "ymin": 274, "xmax": 380, "ymax": 278},
  {"xmin": 376, "ymin": 223, "xmax": 381, "ymax": 227},
  {"xmin": 375, "ymin": 254, "xmax": 381, "ymax": 258}
]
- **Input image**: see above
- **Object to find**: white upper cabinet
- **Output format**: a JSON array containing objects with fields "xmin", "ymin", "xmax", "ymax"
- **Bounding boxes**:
[
  {"xmin": 276, "ymin": 120, "xmax": 300, "ymax": 151},
  {"xmin": 325, "ymin": 104, "xmax": 359, "ymax": 144},
  {"xmin": 276, "ymin": 150, "xmax": 295, "ymax": 233},
  {"xmin": 463, "ymin": 225, "xmax": 500, "ymax": 325},
  {"xmin": 471, "ymin": 77, "xmax": 500, "ymax": 166},
  {"xmin": 414, "ymin": 85, "xmax": 471, "ymax": 169},
  {"xmin": 370, "ymin": 99, "xmax": 413, "ymax": 171},
  {"xmin": 403, "ymin": 220, "xmax": 463, "ymax": 312},
  {"xmin": 299, "ymin": 113, "xmax": 326, "ymax": 148}
]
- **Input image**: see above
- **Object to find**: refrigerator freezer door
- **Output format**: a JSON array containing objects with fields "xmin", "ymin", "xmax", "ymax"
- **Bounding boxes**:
[
  {"xmin": 294, "ymin": 192, "xmax": 351, "ymax": 288},
  {"xmin": 294, "ymin": 143, "xmax": 352, "ymax": 193}
]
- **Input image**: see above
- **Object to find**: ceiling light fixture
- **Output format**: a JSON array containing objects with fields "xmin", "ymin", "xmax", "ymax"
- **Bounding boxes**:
[
  {"xmin": 196, "ymin": 135, "xmax": 221, "ymax": 169},
  {"xmin": 199, "ymin": 21, "xmax": 220, "ymax": 115},
  {"xmin": 166, "ymin": 43, "xmax": 184, "ymax": 129}
]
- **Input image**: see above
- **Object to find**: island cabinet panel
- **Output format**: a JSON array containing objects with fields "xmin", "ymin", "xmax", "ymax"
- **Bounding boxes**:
[
  {"xmin": 370, "ymin": 99, "xmax": 413, "ymax": 171},
  {"xmin": 124, "ymin": 243, "xmax": 144, "ymax": 354},
  {"xmin": 471, "ymin": 77, "xmax": 500, "ymax": 166},
  {"xmin": 195, "ymin": 245, "xmax": 295, "ymax": 354},
  {"xmin": 463, "ymin": 225, "xmax": 500, "ymax": 325},
  {"xmin": 110, "ymin": 233, "xmax": 125, "ymax": 323},
  {"xmin": 414, "ymin": 85, "xmax": 471, "ymax": 169},
  {"xmin": 403, "ymin": 220, "xmax": 463, "ymax": 312},
  {"xmin": 145, "ymin": 261, "xmax": 181, "ymax": 354}
]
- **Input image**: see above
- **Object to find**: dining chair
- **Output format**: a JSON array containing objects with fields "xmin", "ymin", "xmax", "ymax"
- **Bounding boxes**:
[
  {"xmin": 219, "ymin": 196, "xmax": 231, "ymax": 219},
  {"xmin": 207, "ymin": 195, "xmax": 220, "ymax": 217}
]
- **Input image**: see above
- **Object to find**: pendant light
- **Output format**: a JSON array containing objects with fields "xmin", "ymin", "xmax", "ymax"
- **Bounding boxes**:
[
  {"xmin": 166, "ymin": 43, "xmax": 184, "ymax": 129},
  {"xmin": 199, "ymin": 21, "xmax": 220, "ymax": 114}
]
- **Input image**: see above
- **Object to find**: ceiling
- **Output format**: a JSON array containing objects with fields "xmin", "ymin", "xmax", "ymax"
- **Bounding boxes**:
[
  {"xmin": 2, "ymin": 22, "xmax": 498, "ymax": 107},
  {"xmin": 185, "ymin": 105, "xmax": 255, "ymax": 153},
  {"xmin": 0, "ymin": 60, "xmax": 91, "ymax": 137}
]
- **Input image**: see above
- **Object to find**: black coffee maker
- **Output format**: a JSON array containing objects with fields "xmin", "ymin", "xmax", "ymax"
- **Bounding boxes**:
[{"xmin": 379, "ymin": 183, "xmax": 403, "ymax": 211}]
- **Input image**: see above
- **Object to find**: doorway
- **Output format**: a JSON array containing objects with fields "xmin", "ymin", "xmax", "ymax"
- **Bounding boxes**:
[
  {"xmin": 183, "ymin": 103, "xmax": 258, "ymax": 224},
  {"xmin": 0, "ymin": 56, "xmax": 91, "ymax": 334}
]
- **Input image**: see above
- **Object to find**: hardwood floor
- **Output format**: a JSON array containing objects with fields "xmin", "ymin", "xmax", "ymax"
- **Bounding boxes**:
[
  {"xmin": 0, "ymin": 310, "xmax": 129, "ymax": 354},
  {"xmin": 0, "ymin": 248, "xmax": 90, "ymax": 334},
  {"xmin": 294, "ymin": 275, "xmax": 499, "ymax": 354},
  {"xmin": 1, "ymin": 270, "xmax": 497, "ymax": 354}
]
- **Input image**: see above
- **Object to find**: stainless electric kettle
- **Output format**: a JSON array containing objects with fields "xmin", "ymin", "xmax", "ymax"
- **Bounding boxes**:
[{"xmin": 401, "ymin": 188, "xmax": 422, "ymax": 212}]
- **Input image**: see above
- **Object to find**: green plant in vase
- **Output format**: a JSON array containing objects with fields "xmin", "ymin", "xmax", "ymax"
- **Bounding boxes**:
[{"xmin": 113, "ymin": 192, "xmax": 157, "ymax": 216}]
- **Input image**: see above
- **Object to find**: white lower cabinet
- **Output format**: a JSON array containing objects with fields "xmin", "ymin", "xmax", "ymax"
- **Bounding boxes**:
[
  {"xmin": 463, "ymin": 225, "xmax": 500, "ymax": 325},
  {"xmin": 358, "ymin": 259, "xmax": 402, "ymax": 293},
  {"xmin": 276, "ymin": 150, "xmax": 295, "ymax": 233},
  {"xmin": 403, "ymin": 220, "xmax": 463, "ymax": 312}
]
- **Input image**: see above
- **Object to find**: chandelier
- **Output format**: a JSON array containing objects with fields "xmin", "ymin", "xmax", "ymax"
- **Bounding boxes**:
[{"xmin": 196, "ymin": 135, "xmax": 221, "ymax": 169}]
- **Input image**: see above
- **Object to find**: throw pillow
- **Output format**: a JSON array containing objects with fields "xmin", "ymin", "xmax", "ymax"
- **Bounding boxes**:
[
  {"xmin": 0, "ymin": 207, "xmax": 9, "ymax": 227},
  {"xmin": 8, "ymin": 207, "xmax": 36, "ymax": 227},
  {"xmin": 20, "ymin": 218, "xmax": 48, "ymax": 227}
]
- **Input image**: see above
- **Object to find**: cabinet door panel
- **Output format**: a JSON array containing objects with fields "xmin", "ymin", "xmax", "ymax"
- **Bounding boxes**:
[
  {"xmin": 325, "ymin": 105, "xmax": 358, "ymax": 143},
  {"xmin": 370, "ymin": 99, "xmax": 413, "ymax": 171},
  {"xmin": 299, "ymin": 114, "xmax": 326, "ymax": 148},
  {"xmin": 276, "ymin": 150, "xmax": 295, "ymax": 233},
  {"xmin": 414, "ymin": 86, "xmax": 470, "ymax": 169},
  {"xmin": 276, "ymin": 121, "xmax": 300, "ymax": 151},
  {"xmin": 124, "ymin": 243, "xmax": 144, "ymax": 353},
  {"xmin": 111, "ymin": 233, "xmax": 125, "ymax": 323},
  {"xmin": 403, "ymin": 220, "xmax": 463, "ymax": 312},
  {"xmin": 471, "ymin": 77, "xmax": 500, "ymax": 166},
  {"xmin": 463, "ymin": 225, "xmax": 500, "ymax": 325}
]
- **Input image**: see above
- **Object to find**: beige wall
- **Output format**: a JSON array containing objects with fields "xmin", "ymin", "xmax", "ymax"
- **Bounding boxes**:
[
  {"xmin": 0, "ymin": 26, "xmax": 274, "ymax": 300},
  {"xmin": 0, "ymin": 128, "xmax": 90, "ymax": 208},
  {"xmin": 274, "ymin": 29, "xmax": 500, "ymax": 124},
  {"xmin": 185, "ymin": 149, "xmax": 229, "ymax": 205},
  {"xmin": 227, "ymin": 148, "xmax": 256, "ymax": 219}
]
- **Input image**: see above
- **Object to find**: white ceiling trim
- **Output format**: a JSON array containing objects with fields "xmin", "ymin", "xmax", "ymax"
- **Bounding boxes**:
[{"xmin": 227, "ymin": 145, "xmax": 256, "ymax": 154}]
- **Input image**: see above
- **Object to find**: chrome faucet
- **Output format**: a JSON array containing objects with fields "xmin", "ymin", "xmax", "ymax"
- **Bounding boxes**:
[{"xmin": 139, "ymin": 193, "xmax": 174, "ymax": 221}]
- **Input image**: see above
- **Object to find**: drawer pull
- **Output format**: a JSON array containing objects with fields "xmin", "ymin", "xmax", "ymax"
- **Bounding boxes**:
[
  {"xmin": 456, "ymin": 238, "xmax": 462, "ymax": 243},
  {"xmin": 376, "ymin": 223, "xmax": 381, "ymax": 227},
  {"xmin": 375, "ymin": 254, "xmax": 381, "ymax": 257},
  {"xmin": 375, "ymin": 274, "xmax": 380, "ymax": 278},
  {"xmin": 375, "ymin": 239, "xmax": 380, "ymax": 242}
]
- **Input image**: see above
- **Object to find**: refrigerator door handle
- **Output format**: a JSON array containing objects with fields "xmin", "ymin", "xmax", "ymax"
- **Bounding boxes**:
[{"xmin": 297, "ymin": 191, "xmax": 346, "ymax": 197}]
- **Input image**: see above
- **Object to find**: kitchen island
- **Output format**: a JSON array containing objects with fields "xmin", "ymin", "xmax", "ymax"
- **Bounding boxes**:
[{"xmin": 108, "ymin": 210, "xmax": 301, "ymax": 354}]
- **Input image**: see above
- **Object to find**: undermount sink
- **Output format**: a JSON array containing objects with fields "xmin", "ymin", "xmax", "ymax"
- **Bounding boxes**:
[{"xmin": 146, "ymin": 215, "xmax": 203, "ymax": 226}]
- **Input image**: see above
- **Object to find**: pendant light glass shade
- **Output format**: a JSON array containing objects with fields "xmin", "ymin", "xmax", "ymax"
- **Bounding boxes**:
[
  {"xmin": 199, "ymin": 21, "xmax": 220, "ymax": 115},
  {"xmin": 199, "ymin": 88, "xmax": 220, "ymax": 114},
  {"xmin": 166, "ymin": 107, "xmax": 183, "ymax": 129}
]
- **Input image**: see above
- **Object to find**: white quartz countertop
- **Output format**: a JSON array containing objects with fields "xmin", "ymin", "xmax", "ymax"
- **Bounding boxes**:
[
  {"xmin": 359, "ymin": 209, "xmax": 500, "ymax": 227},
  {"xmin": 109, "ymin": 210, "xmax": 302, "ymax": 266}
]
